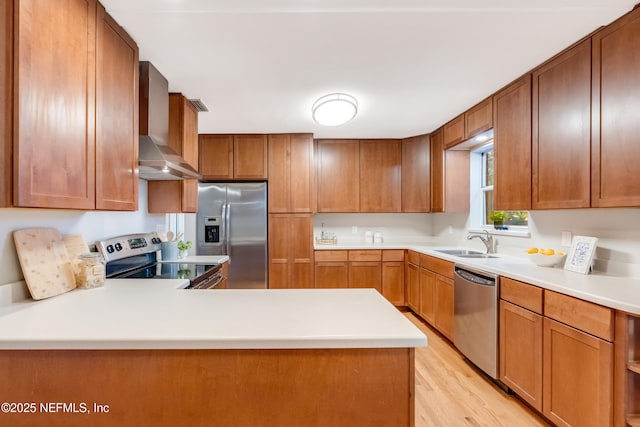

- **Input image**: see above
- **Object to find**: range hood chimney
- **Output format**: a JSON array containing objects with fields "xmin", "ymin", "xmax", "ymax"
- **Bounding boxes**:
[{"xmin": 138, "ymin": 62, "xmax": 200, "ymax": 180}]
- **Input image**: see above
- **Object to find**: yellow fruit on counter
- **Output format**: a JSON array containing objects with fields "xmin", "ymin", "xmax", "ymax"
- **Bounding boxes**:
[
  {"xmin": 526, "ymin": 247, "xmax": 539, "ymax": 254},
  {"xmin": 540, "ymin": 249, "xmax": 555, "ymax": 256},
  {"xmin": 557, "ymin": 251, "xmax": 565, "ymax": 256}
]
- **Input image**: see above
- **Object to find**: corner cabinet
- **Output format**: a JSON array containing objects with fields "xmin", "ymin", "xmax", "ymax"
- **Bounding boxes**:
[
  {"xmin": 493, "ymin": 75, "xmax": 532, "ymax": 211},
  {"xmin": 430, "ymin": 128, "xmax": 445, "ymax": 213},
  {"xmin": 148, "ymin": 94, "xmax": 199, "ymax": 213},
  {"xmin": 592, "ymin": 7, "xmax": 640, "ymax": 207},
  {"xmin": 6, "ymin": 0, "xmax": 139, "ymax": 210}
]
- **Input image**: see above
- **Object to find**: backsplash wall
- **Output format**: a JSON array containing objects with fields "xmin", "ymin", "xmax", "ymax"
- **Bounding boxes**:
[
  {"xmin": 0, "ymin": 180, "xmax": 166, "ymax": 286},
  {"xmin": 431, "ymin": 208, "xmax": 640, "ymax": 277}
]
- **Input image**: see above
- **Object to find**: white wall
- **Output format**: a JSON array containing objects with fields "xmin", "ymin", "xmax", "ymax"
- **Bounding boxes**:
[
  {"xmin": 0, "ymin": 180, "xmax": 166, "ymax": 286},
  {"xmin": 431, "ymin": 208, "xmax": 640, "ymax": 277}
]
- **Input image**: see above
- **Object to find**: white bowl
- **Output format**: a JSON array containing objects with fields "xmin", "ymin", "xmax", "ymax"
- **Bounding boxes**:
[{"xmin": 527, "ymin": 252, "xmax": 567, "ymax": 267}]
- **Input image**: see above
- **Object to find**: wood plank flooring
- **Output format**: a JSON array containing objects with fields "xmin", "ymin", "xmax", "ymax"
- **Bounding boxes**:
[{"xmin": 406, "ymin": 312, "xmax": 551, "ymax": 427}]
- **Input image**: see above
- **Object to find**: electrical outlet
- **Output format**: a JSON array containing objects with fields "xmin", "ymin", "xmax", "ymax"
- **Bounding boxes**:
[
  {"xmin": 561, "ymin": 231, "xmax": 572, "ymax": 246},
  {"xmin": 352, "ymin": 226, "xmax": 358, "ymax": 234}
]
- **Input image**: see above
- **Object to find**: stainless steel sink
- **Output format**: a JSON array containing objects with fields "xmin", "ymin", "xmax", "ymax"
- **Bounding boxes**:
[
  {"xmin": 434, "ymin": 249, "xmax": 497, "ymax": 258},
  {"xmin": 434, "ymin": 249, "xmax": 484, "ymax": 256}
]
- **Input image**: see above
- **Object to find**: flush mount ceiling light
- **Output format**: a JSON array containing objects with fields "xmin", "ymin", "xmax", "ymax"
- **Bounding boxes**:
[{"xmin": 311, "ymin": 93, "xmax": 358, "ymax": 126}]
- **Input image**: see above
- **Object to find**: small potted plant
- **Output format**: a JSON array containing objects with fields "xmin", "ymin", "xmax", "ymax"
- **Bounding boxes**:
[
  {"xmin": 489, "ymin": 211, "xmax": 507, "ymax": 230},
  {"xmin": 177, "ymin": 240, "xmax": 193, "ymax": 259}
]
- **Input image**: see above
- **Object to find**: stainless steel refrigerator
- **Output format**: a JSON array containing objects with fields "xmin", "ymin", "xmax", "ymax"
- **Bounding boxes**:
[{"xmin": 196, "ymin": 182, "xmax": 267, "ymax": 289}]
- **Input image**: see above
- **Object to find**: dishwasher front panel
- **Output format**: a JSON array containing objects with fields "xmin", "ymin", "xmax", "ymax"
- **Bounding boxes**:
[{"xmin": 453, "ymin": 265, "xmax": 499, "ymax": 379}]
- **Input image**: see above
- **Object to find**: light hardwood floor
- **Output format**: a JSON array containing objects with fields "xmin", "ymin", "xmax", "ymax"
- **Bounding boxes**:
[{"xmin": 406, "ymin": 312, "xmax": 551, "ymax": 427}]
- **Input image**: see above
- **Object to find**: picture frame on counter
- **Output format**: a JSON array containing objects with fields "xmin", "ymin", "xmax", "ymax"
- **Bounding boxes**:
[{"xmin": 564, "ymin": 236, "xmax": 598, "ymax": 274}]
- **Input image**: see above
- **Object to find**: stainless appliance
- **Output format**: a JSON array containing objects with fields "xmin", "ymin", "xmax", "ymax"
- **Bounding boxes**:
[
  {"xmin": 196, "ymin": 182, "xmax": 267, "ymax": 289},
  {"xmin": 138, "ymin": 61, "xmax": 200, "ymax": 180},
  {"xmin": 453, "ymin": 265, "xmax": 500, "ymax": 379},
  {"xmin": 97, "ymin": 233, "xmax": 223, "ymax": 289}
]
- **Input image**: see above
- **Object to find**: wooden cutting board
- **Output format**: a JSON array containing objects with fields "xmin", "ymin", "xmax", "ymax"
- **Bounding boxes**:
[{"xmin": 13, "ymin": 228, "xmax": 76, "ymax": 300}]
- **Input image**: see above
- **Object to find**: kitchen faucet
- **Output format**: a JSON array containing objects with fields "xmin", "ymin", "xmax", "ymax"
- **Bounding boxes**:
[{"xmin": 467, "ymin": 230, "xmax": 495, "ymax": 254}]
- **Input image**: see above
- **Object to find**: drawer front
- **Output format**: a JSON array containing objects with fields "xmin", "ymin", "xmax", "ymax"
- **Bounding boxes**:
[
  {"xmin": 544, "ymin": 290, "xmax": 613, "ymax": 341},
  {"xmin": 314, "ymin": 250, "xmax": 348, "ymax": 262},
  {"xmin": 407, "ymin": 250, "xmax": 420, "ymax": 265},
  {"xmin": 383, "ymin": 250, "xmax": 405, "ymax": 262},
  {"xmin": 348, "ymin": 250, "xmax": 382, "ymax": 262},
  {"xmin": 419, "ymin": 254, "xmax": 454, "ymax": 278},
  {"xmin": 501, "ymin": 277, "xmax": 543, "ymax": 314}
]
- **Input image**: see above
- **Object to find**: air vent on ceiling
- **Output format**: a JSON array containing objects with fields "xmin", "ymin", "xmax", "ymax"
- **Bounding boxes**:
[{"xmin": 189, "ymin": 99, "xmax": 209, "ymax": 112}]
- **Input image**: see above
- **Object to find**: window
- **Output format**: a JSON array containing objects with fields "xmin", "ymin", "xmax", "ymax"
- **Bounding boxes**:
[{"xmin": 475, "ymin": 143, "xmax": 528, "ymax": 229}]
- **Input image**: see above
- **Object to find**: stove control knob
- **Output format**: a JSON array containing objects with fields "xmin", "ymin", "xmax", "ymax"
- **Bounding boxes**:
[
  {"xmin": 115, "ymin": 243, "xmax": 123, "ymax": 251},
  {"xmin": 106, "ymin": 245, "xmax": 115, "ymax": 254}
]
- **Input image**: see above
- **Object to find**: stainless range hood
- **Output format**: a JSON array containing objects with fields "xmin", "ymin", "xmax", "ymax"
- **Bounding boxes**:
[{"xmin": 138, "ymin": 62, "xmax": 200, "ymax": 180}]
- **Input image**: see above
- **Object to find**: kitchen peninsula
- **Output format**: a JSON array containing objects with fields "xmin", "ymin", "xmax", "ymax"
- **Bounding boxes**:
[{"xmin": 0, "ymin": 282, "xmax": 426, "ymax": 427}]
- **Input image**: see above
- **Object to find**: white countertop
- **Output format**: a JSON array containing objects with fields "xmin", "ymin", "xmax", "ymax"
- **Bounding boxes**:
[
  {"xmin": 316, "ymin": 242, "xmax": 640, "ymax": 315},
  {"xmin": 0, "ymin": 280, "xmax": 427, "ymax": 350}
]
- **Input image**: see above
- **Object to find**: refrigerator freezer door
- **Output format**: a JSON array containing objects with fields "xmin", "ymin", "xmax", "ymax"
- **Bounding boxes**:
[
  {"xmin": 196, "ymin": 183, "xmax": 227, "ymax": 255},
  {"xmin": 226, "ymin": 183, "xmax": 267, "ymax": 289}
]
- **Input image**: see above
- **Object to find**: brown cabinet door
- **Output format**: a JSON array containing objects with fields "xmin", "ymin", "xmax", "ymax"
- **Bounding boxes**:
[
  {"xmin": 499, "ymin": 300, "xmax": 543, "ymax": 412},
  {"xmin": 402, "ymin": 135, "xmax": 430, "ymax": 212},
  {"xmin": 316, "ymin": 140, "xmax": 360, "ymax": 212},
  {"xmin": 430, "ymin": 128, "xmax": 445, "ymax": 212},
  {"xmin": 419, "ymin": 268, "xmax": 436, "ymax": 323},
  {"xmin": 359, "ymin": 139, "xmax": 401, "ymax": 212},
  {"xmin": 543, "ymin": 318, "xmax": 613, "ymax": 427},
  {"xmin": 443, "ymin": 114, "xmax": 465, "ymax": 149},
  {"xmin": 234, "ymin": 134, "xmax": 267, "ymax": 179},
  {"xmin": 382, "ymin": 261, "xmax": 405, "ymax": 305},
  {"xmin": 15, "ymin": 0, "xmax": 97, "ymax": 209},
  {"xmin": 532, "ymin": 40, "xmax": 591, "ymax": 209},
  {"xmin": 0, "ymin": 0, "xmax": 11, "ymax": 207},
  {"xmin": 348, "ymin": 262, "xmax": 382, "ymax": 293},
  {"xmin": 465, "ymin": 97, "xmax": 493, "ymax": 139},
  {"xmin": 406, "ymin": 262, "xmax": 420, "ymax": 312},
  {"xmin": 493, "ymin": 75, "xmax": 532, "ymax": 210},
  {"xmin": 199, "ymin": 134, "xmax": 234, "ymax": 179},
  {"xmin": 444, "ymin": 150, "xmax": 470, "ymax": 213},
  {"xmin": 592, "ymin": 8, "xmax": 640, "ymax": 207},
  {"xmin": 314, "ymin": 262, "xmax": 348, "ymax": 288},
  {"xmin": 269, "ymin": 214, "xmax": 313, "ymax": 289},
  {"xmin": 434, "ymin": 275, "xmax": 454, "ymax": 340},
  {"xmin": 268, "ymin": 134, "xmax": 314, "ymax": 213},
  {"xmin": 95, "ymin": 6, "xmax": 138, "ymax": 211}
]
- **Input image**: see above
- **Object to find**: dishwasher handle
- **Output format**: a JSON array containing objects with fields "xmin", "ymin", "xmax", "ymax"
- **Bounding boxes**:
[{"xmin": 454, "ymin": 267, "xmax": 496, "ymax": 287}]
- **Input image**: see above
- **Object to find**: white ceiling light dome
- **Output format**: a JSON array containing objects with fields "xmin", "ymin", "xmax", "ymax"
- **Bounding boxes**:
[{"xmin": 312, "ymin": 93, "xmax": 358, "ymax": 126}]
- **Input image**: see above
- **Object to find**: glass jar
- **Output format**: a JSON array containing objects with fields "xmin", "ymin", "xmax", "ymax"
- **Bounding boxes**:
[{"xmin": 76, "ymin": 253, "xmax": 106, "ymax": 289}]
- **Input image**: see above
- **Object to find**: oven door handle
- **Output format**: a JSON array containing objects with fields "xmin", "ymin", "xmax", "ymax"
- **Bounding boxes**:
[{"xmin": 191, "ymin": 271, "xmax": 224, "ymax": 290}]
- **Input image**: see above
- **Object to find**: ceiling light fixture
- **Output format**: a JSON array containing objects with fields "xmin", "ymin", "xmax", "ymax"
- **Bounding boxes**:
[{"xmin": 312, "ymin": 93, "xmax": 358, "ymax": 126}]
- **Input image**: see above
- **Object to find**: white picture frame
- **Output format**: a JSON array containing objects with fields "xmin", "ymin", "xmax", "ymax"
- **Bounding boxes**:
[{"xmin": 564, "ymin": 236, "xmax": 598, "ymax": 274}]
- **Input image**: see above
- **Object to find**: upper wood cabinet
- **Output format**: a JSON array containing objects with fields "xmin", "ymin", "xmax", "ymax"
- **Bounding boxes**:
[
  {"xmin": 444, "ymin": 97, "xmax": 493, "ymax": 149},
  {"xmin": 14, "ymin": 0, "xmax": 98, "ymax": 209},
  {"xmin": 95, "ymin": 4, "xmax": 139, "ymax": 211},
  {"xmin": 0, "ymin": 1, "xmax": 11, "ymax": 207},
  {"xmin": 4, "ymin": 0, "xmax": 139, "ymax": 211},
  {"xmin": 493, "ymin": 75, "xmax": 532, "ymax": 211},
  {"xmin": 402, "ymin": 134, "xmax": 430, "ymax": 212},
  {"xmin": 359, "ymin": 139, "xmax": 402, "ymax": 212},
  {"xmin": 148, "ymin": 94, "xmax": 199, "ymax": 214},
  {"xmin": 592, "ymin": 7, "xmax": 640, "ymax": 207},
  {"xmin": 532, "ymin": 40, "xmax": 591, "ymax": 210},
  {"xmin": 268, "ymin": 134, "xmax": 314, "ymax": 213},
  {"xmin": 430, "ymin": 128, "xmax": 445, "ymax": 213},
  {"xmin": 316, "ymin": 139, "xmax": 360, "ymax": 212},
  {"xmin": 199, "ymin": 134, "xmax": 267, "ymax": 180}
]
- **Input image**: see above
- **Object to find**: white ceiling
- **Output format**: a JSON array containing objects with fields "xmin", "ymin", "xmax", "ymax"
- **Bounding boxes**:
[{"xmin": 101, "ymin": 0, "xmax": 636, "ymax": 139}]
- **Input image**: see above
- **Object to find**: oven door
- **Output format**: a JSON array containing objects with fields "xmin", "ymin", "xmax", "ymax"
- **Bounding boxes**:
[{"xmin": 186, "ymin": 265, "xmax": 224, "ymax": 289}]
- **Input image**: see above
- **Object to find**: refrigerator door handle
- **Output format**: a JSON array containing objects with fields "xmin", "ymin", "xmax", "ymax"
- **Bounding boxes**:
[
  {"xmin": 221, "ymin": 202, "xmax": 227, "ymax": 255},
  {"xmin": 225, "ymin": 202, "xmax": 231, "ymax": 256}
]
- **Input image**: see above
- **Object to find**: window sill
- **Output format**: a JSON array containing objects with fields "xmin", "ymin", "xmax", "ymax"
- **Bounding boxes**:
[{"xmin": 468, "ymin": 227, "xmax": 531, "ymax": 238}]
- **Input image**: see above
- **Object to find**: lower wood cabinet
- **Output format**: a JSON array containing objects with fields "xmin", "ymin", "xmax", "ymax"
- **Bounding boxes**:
[
  {"xmin": 349, "ymin": 261, "xmax": 381, "ymax": 293},
  {"xmin": 314, "ymin": 250, "xmax": 348, "ymax": 289},
  {"xmin": 418, "ymin": 268, "xmax": 436, "ymax": 324},
  {"xmin": 382, "ymin": 250, "xmax": 405, "ymax": 305},
  {"xmin": 434, "ymin": 275, "xmax": 454, "ymax": 341},
  {"xmin": 268, "ymin": 214, "xmax": 313, "ymax": 289},
  {"xmin": 406, "ymin": 262, "xmax": 420, "ymax": 311},
  {"xmin": 500, "ymin": 277, "xmax": 614, "ymax": 427}
]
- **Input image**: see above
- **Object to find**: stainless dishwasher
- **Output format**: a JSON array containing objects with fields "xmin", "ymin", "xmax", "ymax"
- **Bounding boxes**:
[{"xmin": 453, "ymin": 264, "xmax": 499, "ymax": 379}]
